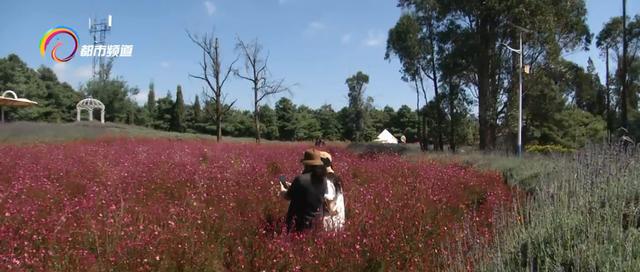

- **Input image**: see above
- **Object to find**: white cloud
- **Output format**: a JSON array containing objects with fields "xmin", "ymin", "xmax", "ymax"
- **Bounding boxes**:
[
  {"xmin": 203, "ymin": 1, "xmax": 216, "ymax": 16},
  {"xmin": 309, "ymin": 21, "xmax": 325, "ymax": 30},
  {"xmin": 304, "ymin": 21, "xmax": 326, "ymax": 36},
  {"xmin": 160, "ymin": 61, "xmax": 170, "ymax": 68},
  {"xmin": 52, "ymin": 62, "xmax": 92, "ymax": 86},
  {"xmin": 363, "ymin": 30, "xmax": 385, "ymax": 47},
  {"xmin": 52, "ymin": 62, "xmax": 67, "ymax": 76},
  {"xmin": 341, "ymin": 33, "xmax": 352, "ymax": 44},
  {"xmin": 132, "ymin": 90, "xmax": 148, "ymax": 105},
  {"xmin": 74, "ymin": 65, "xmax": 93, "ymax": 79}
]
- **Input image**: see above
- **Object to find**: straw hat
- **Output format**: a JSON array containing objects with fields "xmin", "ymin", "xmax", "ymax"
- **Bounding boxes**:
[
  {"xmin": 301, "ymin": 148, "xmax": 324, "ymax": 166},
  {"xmin": 319, "ymin": 151, "xmax": 335, "ymax": 173}
]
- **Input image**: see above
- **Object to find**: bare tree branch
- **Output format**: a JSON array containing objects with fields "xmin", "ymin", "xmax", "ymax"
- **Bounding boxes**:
[
  {"xmin": 235, "ymin": 36, "xmax": 291, "ymax": 142},
  {"xmin": 187, "ymin": 29, "xmax": 237, "ymax": 142}
]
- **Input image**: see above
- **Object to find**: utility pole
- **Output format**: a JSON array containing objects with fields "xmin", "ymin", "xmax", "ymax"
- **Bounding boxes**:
[
  {"xmin": 501, "ymin": 23, "xmax": 530, "ymax": 157},
  {"xmin": 518, "ymin": 31, "xmax": 523, "ymax": 157},
  {"xmin": 605, "ymin": 46, "xmax": 611, "ymax": 132}
]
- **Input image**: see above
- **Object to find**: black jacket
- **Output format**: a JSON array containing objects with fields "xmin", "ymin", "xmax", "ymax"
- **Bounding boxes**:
[{"xmin": 285, "ymin": 173, "xmax": 327, "ymax": 232}]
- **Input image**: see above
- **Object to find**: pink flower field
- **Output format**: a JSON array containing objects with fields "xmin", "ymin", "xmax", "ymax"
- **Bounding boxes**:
[{"xmin": 0, "ymin": 138, "xmax": 514, "ymax": 271}]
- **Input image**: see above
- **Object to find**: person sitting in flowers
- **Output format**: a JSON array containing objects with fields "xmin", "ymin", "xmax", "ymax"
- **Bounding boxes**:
[
  {"xmin": 280, "ymin": 150, "xmax": 345, "ymax": 232},
  {"xmin": 280, "ymin": 149, "xmax": 328, "ymax": 232}
]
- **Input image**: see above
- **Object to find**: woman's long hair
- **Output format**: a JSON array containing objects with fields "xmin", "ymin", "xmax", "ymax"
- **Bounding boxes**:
[
  {"xmin": 306, "ymin": 165, "xmax": 327, "ymax": 181},
  {"xmin": 321, "ymin": 157, "xmax": 343, "ymax": 193},
  {"xmin": 303, "ymin": 165, "xmax": 328, "ymax": 194},
  {"xmin": 330, "ymin": 174, "xmax": 343, "ymax": 194}
]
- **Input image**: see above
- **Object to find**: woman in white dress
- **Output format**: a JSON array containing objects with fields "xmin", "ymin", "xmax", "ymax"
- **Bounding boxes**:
[{"xmin": 319, "ymin": 151, "xmax": 345, "ymax": 231}]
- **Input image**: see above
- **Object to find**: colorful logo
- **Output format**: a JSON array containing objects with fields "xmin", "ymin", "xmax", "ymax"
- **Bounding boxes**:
[{"xmin": 39, "ymin": 26, "xmax": 79, "ymax": 63}]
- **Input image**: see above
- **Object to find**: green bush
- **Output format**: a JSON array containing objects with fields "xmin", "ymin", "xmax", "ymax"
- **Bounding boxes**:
[{"xmin": 525, "ymin": 144, "xmax": 575, "ymax": 154}]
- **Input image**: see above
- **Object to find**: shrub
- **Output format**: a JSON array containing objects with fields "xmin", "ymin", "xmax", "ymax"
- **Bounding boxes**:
[
  {"xmin": 447, "ymin": 144, "xmax": 640, "ymax": 271},
  {"xmin": 525, "ymin": 144, "xmax": 575, "ymax": 154}
]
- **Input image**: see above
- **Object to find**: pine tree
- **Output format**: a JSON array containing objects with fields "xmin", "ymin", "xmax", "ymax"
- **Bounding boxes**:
[
  {"xmin": 275, "ymin": 97, "xmax": 297, "ymax": 141},
  {"xmin": 193, "ymin": 95, "xmax": 201, "ymax": 122},
  {"xmin": 171, "ymin": 85, "xmax": 185, "ymax": 132},
  {"xmin": 147, "ymin": 82, "xmax": 156, "ymax": 114}
]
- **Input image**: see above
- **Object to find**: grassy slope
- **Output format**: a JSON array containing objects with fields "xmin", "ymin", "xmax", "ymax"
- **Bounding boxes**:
[{"xmin": 0, "ymin": 121, "xmax": 268, "ymax": 144}]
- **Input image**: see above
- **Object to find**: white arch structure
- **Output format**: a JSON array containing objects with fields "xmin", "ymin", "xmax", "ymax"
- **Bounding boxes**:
[{"xmin": 76, "ymin": 98, "xmax": 105, "ymax": 123}]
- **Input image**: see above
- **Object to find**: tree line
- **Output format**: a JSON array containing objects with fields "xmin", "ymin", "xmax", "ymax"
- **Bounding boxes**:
[
  {"xmin": 2, "ymin": 0, "xmax": 639, "ymax": 151},
  {"xmin": 1, "ymin": 54, "xmax": 475, "ymax": 144},
  {"xmin": 385, "ymin": 0, "xmax": 640, "ymax": 152}
]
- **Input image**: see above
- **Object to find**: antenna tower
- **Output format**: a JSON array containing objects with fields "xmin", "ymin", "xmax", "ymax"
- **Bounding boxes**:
[{"xmin": 89, "ymin": 15, "xmax": 112, "ymax": 78}]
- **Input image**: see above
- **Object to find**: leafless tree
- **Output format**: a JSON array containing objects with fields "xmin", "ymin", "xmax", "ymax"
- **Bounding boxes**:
[
  {"xmin": 187, "ymin": 31, "xmax": 238, "ymax": 142},
  {"xmin": 235, "ymin": 37, "xmax": 290, "ymax": 143}
]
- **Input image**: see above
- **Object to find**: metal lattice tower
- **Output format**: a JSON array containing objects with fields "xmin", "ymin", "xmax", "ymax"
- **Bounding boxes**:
[{"xmin": 89, "ymin": 15, "xmax": 112, "ymax": 79}]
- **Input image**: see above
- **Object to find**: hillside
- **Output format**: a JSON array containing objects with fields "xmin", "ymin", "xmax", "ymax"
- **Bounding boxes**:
[{"xmin": 0, "ymin": 121, "xmax": 222, "ymax": 143}]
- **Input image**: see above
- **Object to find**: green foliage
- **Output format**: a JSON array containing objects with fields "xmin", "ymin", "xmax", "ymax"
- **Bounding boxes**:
[
  {"xmin": 184, "ymin": 95, "xmax": 207, "ymax": 134},
  {"xmin": 223, "ymin": 109, "xmax": 253, "ymax": 137},
  {"xmin": 170, "ymin": 85, "xmax": 186, "ymax": 132},
  {"xmin": 258, "ymin": 105, "xmax": 279, "ymax": 140},
  {"xmin": 275, "ymin": 97, "xmax": 296, "ymax": 140},
  {"xmin": 367, "ymin": 107, "xmax": 392, "ymax": 141},
  {"xmin": 525, "ymin": 144, "xmax": 575, "ymax": 154},
  {"xmin": 396, "ymin": 0, "xmax": 591, "ymax": 150},
  {"xmin": 391, "ymin": 105, "xmax": 418, "ymax": 141},
  {"xmin": 316, "ymin": 104, "xmax": 342, "ymax": 140},
  {"xmin": 562, "ymin": 59, "xmax": 606, "ymax": 115},
  {"xmin": 0, "ymin": 54, "xmax": 80, "ymax": 122},
  {"xmin": 152, "ymin": 91, "xmax": 174, "ymax": 131},
  {"xmin": 0, "ymin": 46, "xmax": 614, "ymax": 149},
  {"xmin": 294, "ymin": 105, "xmax": 322, "ymax": 140},
  {"xmin": 596, "ymin": 15, "xmax": 640, "ymax": 58},
  {"xmin": 346, "ymin": 71, "xmax": 370, "ymax": 142},
  {"xmin": 193, "ymin": 95, "xmax": 201, "ymax": 122},
  {"xmin": 385, "ymin": 13, "xmax": 424, "ymax": 83},
  {"xmin": 81, "ymin": 61, "xmax": 139, "ymax": 123},
  {"xmin": 596, "ymin": 15, "xmax": 640, "ymax": 135},
  {"xmin": 529, "ymin": 108, "xmax": 607, "ymax": 149},
  {"xmin": 147, "ymin": 82, "xmax": 156, "ymax": 114}
]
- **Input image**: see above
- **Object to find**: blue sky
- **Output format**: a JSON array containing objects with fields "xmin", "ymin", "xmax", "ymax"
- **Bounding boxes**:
[{"xmin": 1, "ymin": 0, "xmax": 638, "ymax": 110}]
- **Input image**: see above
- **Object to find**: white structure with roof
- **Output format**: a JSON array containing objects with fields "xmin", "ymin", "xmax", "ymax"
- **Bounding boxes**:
[
  {"xmin": 1, "ymin": 90, "xmax": 38, "ymax": 123},
  {"xmin": 373, "ymin": 129, "xmax": 398, "ymax": 144},
  {"xmin": 76, "ymin": 97, "xmax": 105, "ymax": 123}
]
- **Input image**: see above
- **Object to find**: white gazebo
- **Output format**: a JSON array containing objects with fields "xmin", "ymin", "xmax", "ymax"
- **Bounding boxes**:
[
  {"xmin": 76, "ymin": 97, "xmax": 105, "ymax": 123},
  {"xmin": 1, "ymin": 90, "xmax": 38, "ymax": 123}
]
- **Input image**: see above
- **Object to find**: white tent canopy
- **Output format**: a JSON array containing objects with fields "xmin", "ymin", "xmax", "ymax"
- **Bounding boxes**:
[{"xmin": 373, "ymin": 129, "xmax": 398, "ymax": 144}]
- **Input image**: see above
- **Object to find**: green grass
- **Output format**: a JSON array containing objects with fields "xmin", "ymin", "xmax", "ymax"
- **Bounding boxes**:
[{"xmin": 0, "ymin": 121, "xmax": 283, "ymax": 144}]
